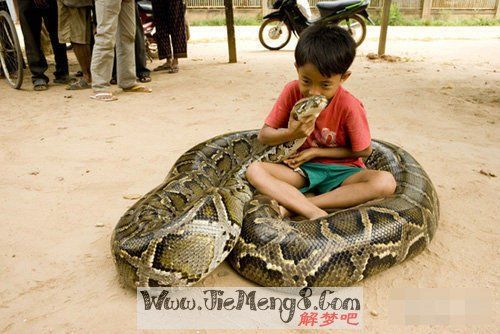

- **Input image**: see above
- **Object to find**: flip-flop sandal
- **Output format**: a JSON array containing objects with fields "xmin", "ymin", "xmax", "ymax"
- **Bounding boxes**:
[
  {"xmin": 138, "ymin": 75, "xmax": 152, "ymax": 83},
  {"xmin": 153, "ymin": 63, "xmax": 172, "ymax": 72},
  {"xmin": 122, "ymin": 85, "xmax": 152, "ymax": 93},
  {"xmin": 167, "ymin": 65, "xmax": 179, "ymax": 74},
  {"xmin": 90, "ymin": 92, "xmax": 118, "ymax": 102},
  {"xmin": 33, "ymin": 79, "xmax": 48, "ymax": 91},
  {"xmin": 66, "ymin": 79, "xmax": 91, "ymax": 90}
]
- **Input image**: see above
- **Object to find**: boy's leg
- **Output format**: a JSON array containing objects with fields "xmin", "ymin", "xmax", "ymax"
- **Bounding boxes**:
[
  {"xmin": 72, "ymin": 43, "xmax": 92, "ymax": 82},
  {"xmin": 246, "ymin": 162, "xmax": 327, "ymax": 220},
  {"xmin": 308, "ymin": 169, "xmax": 396, "ymax": 209},
  {"xmin": 69, "ymin": 8, "xmax": 92, "ymax": 83}
]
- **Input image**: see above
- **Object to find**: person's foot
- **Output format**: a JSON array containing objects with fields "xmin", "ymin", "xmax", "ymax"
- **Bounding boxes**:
[
  {"xmin": 309, "ymin": 209, "xmax": 328, "ymax": 220},
  {"xmin": 168, "ymin": 59, "xmax": 179, "ymax": 74},
  {"xmin": 33, "ymin": 79, "xmax": 48, "ymax": 91},
  {"xmin": 110, "ymin": 78, "xmax": 117, "ymax": 85},
  {"xmin": 137, "ymin": 73, "xmax": 152, "ymax": 83},
  {"xmin": 278, "ymin": 205, "xmax": 293, "ymax": 218},
  {"xmin": 90, "ymin": 91, "xmax": 118, "ymax": 102},
  {"xmin": 153, "ymin": 62, "xmax": 172, "ymax": 72},
  {"xmin": 167, "ymin": 64, "xmax": 179, "ymax": 74},
  {"xmin": 122, "ymin": 85, "xmax": 152, "ymax": 93},
  {"xmin": 66, "ymin": 79, "xmax": 91, "ymax": 90},
  {"xmin": 54, "ymin": 75, "xmax": 74, "ymax": 84}
]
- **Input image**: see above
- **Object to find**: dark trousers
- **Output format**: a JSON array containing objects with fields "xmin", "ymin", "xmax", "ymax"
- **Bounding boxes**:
[
  {"xmin": 18, "ymin": 0, "xmax": 69, "ymax": 83},
  {"xmin": 151, "ymin": 0, "xmax": 187, "ymax": 60},
  {"xmin": 112, "ymin": 4, "xmax": 150, "ymax": 79},
  {"xmin": 134, "ymin": 3, "xmax": 150, "ymax": 76}
]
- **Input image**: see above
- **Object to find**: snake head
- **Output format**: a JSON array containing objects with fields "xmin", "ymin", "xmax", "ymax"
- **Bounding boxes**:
[{"xmin": 292, "ymin": 95, "xmax": 329, "ymax": 121}]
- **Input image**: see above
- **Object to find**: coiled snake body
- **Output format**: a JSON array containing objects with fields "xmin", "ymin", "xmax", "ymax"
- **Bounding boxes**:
[{"xmin": 111, "ymin": 96, "xmax": 439, "ymax": 288}]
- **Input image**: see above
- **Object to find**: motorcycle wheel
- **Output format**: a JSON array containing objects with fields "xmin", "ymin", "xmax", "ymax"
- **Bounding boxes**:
[
  {"xmin": 145, "ymin": 39, "xmax": 158, "ymax": 61},
  {"xmin": 259, "ymin": 18, "xmax": 292, "ymax": 51},
  {"xmin": 338, "ymin": 14, "xmax": 367, "ymax": 47}
]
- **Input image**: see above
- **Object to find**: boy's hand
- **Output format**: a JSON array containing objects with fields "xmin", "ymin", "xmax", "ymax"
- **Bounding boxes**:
[
  {"xmin": 284, "ymin": 148, "xmax": 318, "ymax": 169},
  {"xmin": 288, "ymin": 114, "xmax": 316, "ymax": 140}
]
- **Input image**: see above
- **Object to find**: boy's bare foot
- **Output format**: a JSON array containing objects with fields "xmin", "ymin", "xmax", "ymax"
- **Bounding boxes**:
[
  {"xmin": 310, "ymin": 210, "xmax": 328, "ymax": 220},
  {"xmin": 278, "ymin": 205, "xmax": 293, "ymax": 218}
]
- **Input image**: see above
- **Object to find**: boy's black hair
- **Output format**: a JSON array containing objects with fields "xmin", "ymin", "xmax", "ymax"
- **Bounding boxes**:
[{"xmin": 295, "ymin": 24, "xmax": 356, "ymax": 77}]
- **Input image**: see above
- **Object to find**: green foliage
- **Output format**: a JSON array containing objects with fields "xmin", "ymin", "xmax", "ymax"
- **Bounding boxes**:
[
  {"xmin": 388, "ymin": 3, "xmax": 403, "ymax": 26},
  {"xmin": 190, "ymin": 16, "xmax": 262, "ymax": 26},
  {"xmin": 373, "ymin": 3, "xmax": 500, "ymax": 26},
  {"xmin": 190, "ymin": 7, "xmax": 500, "ymax": 27}
]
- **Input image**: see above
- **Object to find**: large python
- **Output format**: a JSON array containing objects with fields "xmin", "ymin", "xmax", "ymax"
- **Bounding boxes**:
[{"xmin": 111, "ymin": 96, "xmax": 439, "ymax": 288}]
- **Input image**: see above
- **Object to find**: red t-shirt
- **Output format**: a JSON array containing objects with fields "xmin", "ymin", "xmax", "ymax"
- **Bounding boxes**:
[{"xmin": 264, "ymin": 81, "xmax": 371, "ymax": 168}]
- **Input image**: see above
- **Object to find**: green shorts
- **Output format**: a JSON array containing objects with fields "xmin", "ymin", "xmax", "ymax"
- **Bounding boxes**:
[{"xmin": 296, "ymin": 162, "xmax": 363, "ymax": 194}]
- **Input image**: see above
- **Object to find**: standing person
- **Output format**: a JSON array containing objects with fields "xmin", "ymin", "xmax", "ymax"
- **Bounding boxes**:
[
  {"xmin": 133, "ymin": 1, "xmax": 151, "ymax": 82},
  {"xmin": 18, "ymin": 0, "xmax": 70, "ymax": 91},
  {"xmin": 90, "ymin": 0, "xmax": 151, "ymax": 102},
  {"xmin": 111, "ymin": 2, "xmax": 151, "ymax": 85},
  {"xmin": 57, "ymin": 0, "xmax": 93, "ymax": 90},
  {"xmin": 151, "ymin": 0, "xmax": 187, "ymax": 74}
]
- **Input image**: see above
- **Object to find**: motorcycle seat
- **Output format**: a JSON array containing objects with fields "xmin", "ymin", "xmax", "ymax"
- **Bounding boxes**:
[
  {"xmin": 137, "ymin": 0, "xmax": 153, "ymax": 13},
  {"xmin": 316, "ymin": 0, "xmax": 361, "ymax": 13}
]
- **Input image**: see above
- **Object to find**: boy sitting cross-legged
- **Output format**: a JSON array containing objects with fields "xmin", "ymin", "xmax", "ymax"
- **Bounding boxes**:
[{"xmin": 246, "ymin": 24, "xmax": 396, "ymax": 220}]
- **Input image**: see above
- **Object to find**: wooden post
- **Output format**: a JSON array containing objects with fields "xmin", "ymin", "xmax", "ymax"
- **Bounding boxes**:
[
  {"xmin": 378, "ymin": 0, "xmax": 391, "ymax": 56},
  {"xmin": 422, "ymin": 0, "xmax": 432, "ymax": 19},
  {"xmin": 224, "ymin": 0, "xmax": 237, "ymax": 63},
  {"xmin": 495, "ymin": 0, "xmax": 500, "ymax": 18},
  {"xmin": 262, "ymin": 0, "xmax": 270, "ymax": 17}
]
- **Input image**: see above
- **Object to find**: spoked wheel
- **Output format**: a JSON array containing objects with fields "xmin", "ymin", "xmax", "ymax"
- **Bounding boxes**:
[
  {"xmin": 0, "ymin": 11, "xmax": 23, "ymax": 89},
  {"xmin": 338, "ymin": 14, "xmax": 367, "ymax": 47},
  {"xmin": 145, "ymin": 38, "xmax": 158, "ymax": 61},
  {"xmin": 259, "ymin": 18, "xmax": 292, "ymax": 51}
]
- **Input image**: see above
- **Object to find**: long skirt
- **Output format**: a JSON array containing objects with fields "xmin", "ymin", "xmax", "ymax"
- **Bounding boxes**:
[{"xmin": 151, "ymin": 0, "xmax": 187, "ymax": 60}]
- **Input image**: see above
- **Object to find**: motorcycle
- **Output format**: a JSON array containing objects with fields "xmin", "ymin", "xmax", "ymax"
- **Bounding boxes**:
[
  {"xmin": 259, "ymin": 0, "xmax": 373, "ymax": 50},
  {"xmin": 136, "ymin": 0, "xmax": 158, "ymax": 59},
  {"xmin": 136, "ymin": 0, "xmax": 190, "ymax": 60}
]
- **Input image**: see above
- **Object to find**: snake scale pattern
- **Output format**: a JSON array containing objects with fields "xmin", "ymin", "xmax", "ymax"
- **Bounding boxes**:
[{"xmin": 111, "ymin": 96, "xmax": 439, "ymax": 288}]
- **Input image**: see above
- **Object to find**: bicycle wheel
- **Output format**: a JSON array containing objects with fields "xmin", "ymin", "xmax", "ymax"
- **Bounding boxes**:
[
  {"xmin": 338, "ymin": 14, "xmax": 367, "ymax": 47},
  {"xmin": 0, "ymin": 10, "xmax": 23, "ymax": 89}
]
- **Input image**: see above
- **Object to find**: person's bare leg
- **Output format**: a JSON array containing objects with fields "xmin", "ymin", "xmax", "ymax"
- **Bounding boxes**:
[
  {"xmin": 308, "ymin": 170, "xmax": 396, "ymax": 209},
  {"xmin": 246, "ymin": 162, "xmax": 327, "ymax": 220},
  {"xmin": 168, "ymin": 57, "xmax": 179, "ymax": 73},
  {"xmin": 72, "ymin": 43, "xmax": 92, "ymax": 82}
]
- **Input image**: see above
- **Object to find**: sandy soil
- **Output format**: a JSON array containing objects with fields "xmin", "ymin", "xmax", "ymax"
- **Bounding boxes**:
[{"xmin": 0, "ymin": 26, "xmax": 499, "ymax": 333}]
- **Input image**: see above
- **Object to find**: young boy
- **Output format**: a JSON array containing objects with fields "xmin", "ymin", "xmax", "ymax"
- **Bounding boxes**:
[{"xmin": 246, "ymin": 24, "xmax": 396, "ymax": 220}]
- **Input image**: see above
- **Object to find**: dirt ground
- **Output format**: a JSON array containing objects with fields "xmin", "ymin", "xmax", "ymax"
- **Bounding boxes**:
[{"xmin": 0, "ymin": 26, "xmax": 499, "ymax": 333}]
